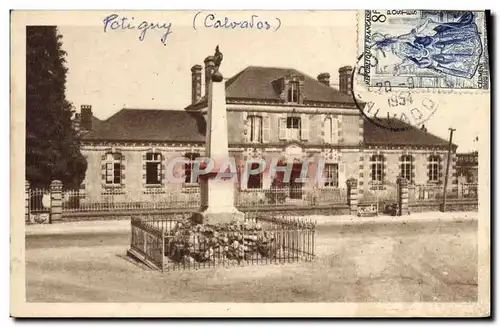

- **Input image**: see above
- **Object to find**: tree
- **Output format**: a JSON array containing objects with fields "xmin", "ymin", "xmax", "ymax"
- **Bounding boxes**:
[{"xmin": 26, "ymin": 26, "xmax": 87, "ymax": 189}]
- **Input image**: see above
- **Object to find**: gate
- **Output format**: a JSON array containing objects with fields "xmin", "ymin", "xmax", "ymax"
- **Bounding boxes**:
[
  {"xmin": 359, "ymin": 183, "xmax": 399, "ymax": 216},
  {"xmin": 28, "ymin": 188, "xmax": 51, "ymax": 224}
]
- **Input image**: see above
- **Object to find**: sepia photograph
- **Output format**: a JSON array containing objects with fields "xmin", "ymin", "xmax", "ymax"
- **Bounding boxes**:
[{"xmin": 10, "ymin": 10, "xmax": 490, "ymax": 317}]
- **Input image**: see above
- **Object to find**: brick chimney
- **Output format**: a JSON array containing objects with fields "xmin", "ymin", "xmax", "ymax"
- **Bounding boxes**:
[
  {"xmin": 191, "ymin": 64, "xmax": 202, "ymax": 104},
  {"xmin": 317, "ymin": 72, "xmax": 330, "ymax": 86},
  {"xmin": 338, "ymin": 66, "xmax": 354, "ymax": 95},
  {"xmin": 80, "ymin": 105, "xmax": 92, "ymax": 131},
  {"xmin": 204, "ymin": 56, "xmax": 215, "ymax": 97}
]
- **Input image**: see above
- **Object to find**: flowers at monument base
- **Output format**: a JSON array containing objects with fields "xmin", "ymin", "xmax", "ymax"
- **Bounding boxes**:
[{"xmin": 165, "ymin": 218, "xmax": 290, "ymax": 265}]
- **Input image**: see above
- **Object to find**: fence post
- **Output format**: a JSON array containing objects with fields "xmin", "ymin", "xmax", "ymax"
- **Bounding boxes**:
[
  {"xmin": 50, "ymin": 180, "xmax": 63, "ymax": 223},
  {"xmin": 397, "ymin": 177, "xmax": 409, "ymax": 216},
  {"xmin": 25, "ymin": 180, "xmax": 30, "ymax": 223},
  {"xmin": 346, "ymin": 178, "xmax": 358, "ymax": 216}
]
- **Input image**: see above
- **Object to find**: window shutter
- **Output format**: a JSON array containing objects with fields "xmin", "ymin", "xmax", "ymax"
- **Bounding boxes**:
[
  {"xmin": 338, "ymin": 163, "xmax": 346, "ymax": 189},
  {"xmin": 101, "ymin": 158, "xmax": 106, "ymax": 184},
  {"xmin": 381, "ymin": 155, "xmax": 386, "ymax": 183},
  {"xmin": 332, "ymin": 117, "xmax": 339, "ymax": 144},
  {"xmin": 320, "ymin": 116, "xmax": 326, "ymax": 140},
  {"xmin": 279, "ymin": 117, "xmax": 287, "ymax": 140},
  {"xmin": 319, "ymin": 166, "xmax": 326, "ymax": 189},
  {"xmin": 161, "ymin": 163, "xmax": 166, "ymax": 183},
  {"xmin": 337, "ymin": 115, "xmax": 343, "ymax": 143},
  {"xmin": 243, "ymin": 112, "xmax": 249, "ymax": 142},
  {"xmin": 438, "ymin": 156, "xmax": 444, "ymax": 183},
  {"xmin": 121, "ymin": 159, "xmax": 126, "ymax": 183},
  {"xmin": 410, "ymin": 156, "xmax": 415, "ymax": 183},
  {"xmin": 262, "ymin": 116, "xmax": 270, "ymax": 143},
  {"xmin": 301, "ymin": 114, "xmax": 309, "ymax": 140}
]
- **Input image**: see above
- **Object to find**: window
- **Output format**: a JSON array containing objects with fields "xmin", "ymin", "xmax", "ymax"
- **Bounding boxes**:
[
  {"xmin": 371, "ymin": 154, "xmax": 384, "ymax": 183},
  {"xmin": 287, "ymin": 116, "xmax": 300, "ymax": 129},
  {"xmin": 324, "ymin": 164, "xmax": 339, "ymax": 187},
  {"xmin": 247, "ymin": 162, "xmax": 263, "ymax": 189},
  {"xmin": 287, "ymin": 81, "xmax": 299, "ymax": 103},
  {"xmin": 286, "ymin": 116, "xmax": 301, "ymax": 140},
  {"xmin": 145, "ymin": 152, "xmax": 162, "ymax": 185},
  {"xmin": 105, "ymin": 153, "xmax": 122, "ymax": 185},
  {"xmin": 184, "ymin": 153, "xmax": 200, "ymax": 184},
  {"xmin": 428, "ymin": 155, "xmax": 440, "ymax": 182},
  {"xmin": 249, "ymin": 115, "xmax": 262, "ymax": 142},
  {"xmin": 400, "ymin": 155, "xmax": 413, "ymax": 182}
]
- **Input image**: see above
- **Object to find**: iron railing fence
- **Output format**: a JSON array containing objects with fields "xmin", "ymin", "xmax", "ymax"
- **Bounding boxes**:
[
  {"xmin": 408, "ymin": 183, "xmax": 478, "ymax": 204},
  {"xmin": 28, "ymin": 188, "xmax": 50, "ymax": 214},
  {"xmin": 61, "ymin": 188, "xmax": 200, "ymax": 212},
  {"xmin": 235, "ymin": 186, "xmax": 347, "ymax": 207},
  {"xmin": 60, "ymin": 186, "xmax": 347, "ymax": 213},
  {"xmin": 129, "ymin": 213, "xmax": 316, "ymax": 271}
]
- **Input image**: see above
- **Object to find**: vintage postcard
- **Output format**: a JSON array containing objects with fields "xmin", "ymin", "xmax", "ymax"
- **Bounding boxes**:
[{"xmin": 11, "ymin": 10, "xmax": 490, "ymax": 317}]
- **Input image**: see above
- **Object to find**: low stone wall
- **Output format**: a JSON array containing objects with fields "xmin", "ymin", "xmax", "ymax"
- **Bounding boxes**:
[
  {"xmin": 62, "ymin": 210, "xmax": 194, "ymax": 222},
  {"xmin": 410, "ymin": 200, "xmax": 478, "ymax": 213},
  {"xmin": 61, "ymin": 205, "xmax": 350, "ymax": 222}
]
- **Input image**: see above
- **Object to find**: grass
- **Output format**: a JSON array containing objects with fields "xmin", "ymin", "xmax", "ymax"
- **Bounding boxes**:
[{"xmin": 26, "ymin": 220, "xmax": 478, "ymax": 302}]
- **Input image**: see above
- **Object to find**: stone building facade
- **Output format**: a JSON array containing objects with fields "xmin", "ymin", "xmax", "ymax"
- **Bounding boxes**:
[
  {"xmin": 79, "ymin": 56, "xmax": 457, "ymax": 203},
  {"xmin": 456, "ymin": 152, "xmax": 478, "ymax": 184}
]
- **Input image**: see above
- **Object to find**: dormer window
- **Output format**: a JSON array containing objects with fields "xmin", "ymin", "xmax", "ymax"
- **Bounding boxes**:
[{"xmin": 287, "ymin": 81, "xmax": 300, "ymax": 103}]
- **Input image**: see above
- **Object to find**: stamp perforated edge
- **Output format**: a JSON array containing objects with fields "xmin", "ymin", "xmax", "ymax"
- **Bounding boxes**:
[{"xmin": 355, "ymin": 10, "xmax": 491, "ymax": 95}]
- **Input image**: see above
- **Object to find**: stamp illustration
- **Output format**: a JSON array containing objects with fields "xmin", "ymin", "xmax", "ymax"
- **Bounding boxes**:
[{"xmin": 363, "ymin": 10, "xmax": 490, "ymax": 90}]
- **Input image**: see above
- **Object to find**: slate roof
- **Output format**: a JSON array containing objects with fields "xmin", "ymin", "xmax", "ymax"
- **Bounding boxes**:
[
  {"xmin": 82, "ymin": 109, "xmax": 206, "ymax": 143},
  {"xmin": 186, "ymin": 66, "xmax": 356, "ymax": 109},
  {"xmin": 91, "ymin": 116, "xmax": 102, "ymax": 129},
  {"xmin": 84, "ymin": 109, "xmax": 454, "ymax": 149},
  {"xmin": 226, "ymin": 66, "xmax": 354, "ymax": 103},
  {"xmin": 363, "ymin": 119, "xmax": 457, "ymax": 149}
]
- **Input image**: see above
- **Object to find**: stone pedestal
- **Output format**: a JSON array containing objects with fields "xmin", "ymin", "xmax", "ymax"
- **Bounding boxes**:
[
  {"xmin": 192, "ymin": 74, "xmax": 244, "ymax": 225},
  {"xmin": 50, "ymin": 180, "xmax": 63, "ymax": 223},
  {"xmin": 397, "ymin": 177, "xmax": 409, "ymax": 216},
  {"xmin": 346, "ymin": 178, "xmax": 358, "ymax": 216}
]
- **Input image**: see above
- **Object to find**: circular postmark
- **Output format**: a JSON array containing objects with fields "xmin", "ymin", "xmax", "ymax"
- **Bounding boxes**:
[{"xmin": 350, "ymin": 53, "xmax": 438, "ymax": 132}]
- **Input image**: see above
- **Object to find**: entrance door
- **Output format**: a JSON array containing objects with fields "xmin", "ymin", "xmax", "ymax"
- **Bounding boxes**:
[{"xmin": 289, "ymin": 162, "xmax": 303, "ymax": 199}]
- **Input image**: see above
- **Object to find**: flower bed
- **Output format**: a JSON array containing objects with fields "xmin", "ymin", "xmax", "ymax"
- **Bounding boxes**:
[
  {"xmin": 129, "ymin": 214, "xmax": 316, "ymax": 271},
  {"xmin": 165, "ymin": 218, "xmax": 294, "ymax": 266}
]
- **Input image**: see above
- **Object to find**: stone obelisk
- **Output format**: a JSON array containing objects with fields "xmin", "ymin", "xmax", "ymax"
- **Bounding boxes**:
[{"xmin": 192, "ymin": 46, "xmax": 245, "ymax": 225}]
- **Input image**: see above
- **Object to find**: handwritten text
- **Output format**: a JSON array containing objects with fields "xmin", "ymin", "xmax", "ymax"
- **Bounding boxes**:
[
  {"xmin": 103, "ymin": 14, "xmax": 173, "ymax": 46},
  {"xmin": 192, "ymin": 12, "xmax": 281, "ymax": 31}
]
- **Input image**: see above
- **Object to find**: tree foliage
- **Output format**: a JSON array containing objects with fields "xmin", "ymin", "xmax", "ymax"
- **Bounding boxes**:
[{"xmin": 26, "ymin": 26, "xmax": 87, "ymax": 189}]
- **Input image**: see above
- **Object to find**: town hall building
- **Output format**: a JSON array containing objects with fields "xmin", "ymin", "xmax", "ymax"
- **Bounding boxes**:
[{"xmin": 77, "ymin": 55, "xmax": 458, "ymax": 205}]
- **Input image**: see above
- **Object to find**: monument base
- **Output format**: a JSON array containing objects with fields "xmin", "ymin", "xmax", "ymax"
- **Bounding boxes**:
[{"xmin": 191, "ymin": 206, "xmax": 245, "ymax": 225}]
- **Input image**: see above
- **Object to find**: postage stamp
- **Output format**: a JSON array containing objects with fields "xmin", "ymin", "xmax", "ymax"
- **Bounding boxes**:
[{"xmin": 362, "ymin": 10, "xmax": 490, "ymax": 90}]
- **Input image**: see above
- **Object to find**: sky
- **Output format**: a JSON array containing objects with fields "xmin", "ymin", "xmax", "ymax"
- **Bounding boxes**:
[{"xmin": 58, "ymin": 11, "xmax": 485, "ymax": 152}]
